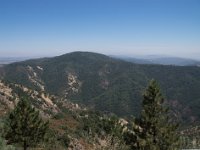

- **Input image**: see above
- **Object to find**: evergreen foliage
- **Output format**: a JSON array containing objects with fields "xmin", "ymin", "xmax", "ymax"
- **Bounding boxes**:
[
  {"xmin": 80, "ymin": 111, "xmax": 128, "ymax": 148},
  {"xmin": 0, "ymin": 136, "xmax": 15, "ymax": 150},
  {"xmin": 4, "ymin": 98, "xmax": 49, "ymax": 150},
  {"xmin": 128, "ymin": 80, "xmax": 180, "ymax": 150},
  {"xmin": 2, "ymin": 52, "xmax": 200, "ymax": 123}
]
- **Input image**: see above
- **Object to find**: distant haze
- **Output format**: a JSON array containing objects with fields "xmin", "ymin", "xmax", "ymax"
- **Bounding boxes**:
[{"xmin": 0, "ymin": 0, "xmax": 199, "ymax": 60}]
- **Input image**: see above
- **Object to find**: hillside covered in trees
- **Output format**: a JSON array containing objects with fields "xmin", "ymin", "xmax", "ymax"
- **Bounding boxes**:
[
  {"xmin": 0, "ymin": 52, "xmax": 200, "ymax": 149},
  {"xmin": 1, "ymin": 52, "xmax": 200, "ymax": 124},
  {"xmin": 0, "ymin": 79, "xmax": 188, "ymax": 150}
]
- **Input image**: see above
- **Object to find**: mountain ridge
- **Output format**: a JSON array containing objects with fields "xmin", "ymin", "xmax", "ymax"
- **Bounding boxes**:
[
  {"xmin": 111, "ymin": 55, "xmax": 200, "ymax": 66},
  {"xmin": 1, "ymin": 51, "xmax": 200, "ymax": 124}
]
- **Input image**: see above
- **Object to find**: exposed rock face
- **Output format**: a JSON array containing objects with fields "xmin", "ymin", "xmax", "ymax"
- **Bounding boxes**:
[
  {"xmin": 68, "ymin": 138, "xmax": 85, "ymax": 150},
  {"xmin": 0, "ymin": 79, "xmax": 89, "ymax": 119},
  {"xmin": 27, "ymin": 65, "xmax": 45, "ymax": 91},
  {"xmin": 36, "ymin": 66, "xmax": 43, "ymax": 71},
  {"xmin": 100, "ymin": 79, "xmax": 109, "ymax": 89},
  {"xmin": 0, "ymin": 80, "xmax": 16, "ymax": 116},
  {"xmin": 0, "ymin": 81, "xmax": 13, "ymax": 99},
  {"xmin": 41, "ymin": 93, "xmax": 54, "ymax": 106},
  {"xmin": 0, "ymin": 80, "xmax": 60, "ymax": 117},
  {"xmin": 65, "ymin": 73, "xmax": 82, "ymax": 97}
]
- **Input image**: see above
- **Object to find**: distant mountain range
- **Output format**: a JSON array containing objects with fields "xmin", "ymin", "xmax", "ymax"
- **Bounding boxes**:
[
  {"xmin": 111, "ymin": 55, "xmax": 200, "ymax": 66},
  {"xmin": 1, "ymin": 52, "xmax": 200, "ymax": 125},
  {"xmin": 0, "ymin": 57, "xmax": 30, "ymax": 64},
  {"xmin": 1, "ymin": 55, "xmax": 200, "ymax": 66}
]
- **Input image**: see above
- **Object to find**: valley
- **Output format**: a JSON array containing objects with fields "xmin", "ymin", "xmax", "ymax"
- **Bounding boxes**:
[
  {"xmin": 1, "ymin": 52, "xmax": 200, "ymax": 149},
  {"xmin": 1, "ymin": 52, "xmax": 200, "ymax": 124},
  {"xmin": 1, "ymin": 0, "xmax": 199, "ymax": 149}
]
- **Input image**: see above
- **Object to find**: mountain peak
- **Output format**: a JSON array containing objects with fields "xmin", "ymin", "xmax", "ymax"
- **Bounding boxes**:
[{"xmin": 1, "ymin": 52, "xmax": 200, "ymax": 124}]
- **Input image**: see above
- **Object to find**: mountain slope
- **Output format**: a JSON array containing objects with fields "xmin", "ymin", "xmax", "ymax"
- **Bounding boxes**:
[
  {"xmin": 0, "ymin": 79, "xmax": 126, "ymax": 150},
  {"xmin": 1, "ymin": 52, "xmax": 200, "ymax": 123}
]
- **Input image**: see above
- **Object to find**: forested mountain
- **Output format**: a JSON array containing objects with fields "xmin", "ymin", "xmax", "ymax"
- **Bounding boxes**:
[{"xmin": 1, "ymin": 51, "xmax": 200, "ymax": 124}]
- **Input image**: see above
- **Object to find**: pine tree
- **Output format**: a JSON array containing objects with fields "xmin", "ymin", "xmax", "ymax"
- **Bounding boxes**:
[
  {"xmin": 4, "ymin": 98, "xmax": 49, "ymax": 150},
  {"xmin": 132, "ymin": 80, "xmax": 180, "ymax": 150},
  {"xmin": 0, "ymin": 136, "xmax": 15, "ymax": 150}
]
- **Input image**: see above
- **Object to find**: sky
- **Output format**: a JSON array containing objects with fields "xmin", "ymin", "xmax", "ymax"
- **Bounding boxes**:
[{"xmin": 0, "ymin": 0, "xmax": 200, "ymax": 59}]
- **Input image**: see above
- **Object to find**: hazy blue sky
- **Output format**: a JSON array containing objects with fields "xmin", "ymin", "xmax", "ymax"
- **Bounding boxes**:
[{"xmin": 0, "ymin": 0, "xmax": 200, "ymax": 59}]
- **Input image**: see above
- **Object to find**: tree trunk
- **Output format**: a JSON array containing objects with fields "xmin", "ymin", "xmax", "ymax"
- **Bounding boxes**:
[{"xmin": 24, "ymin": 140, "xmax": 27, "ymax": 150}]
